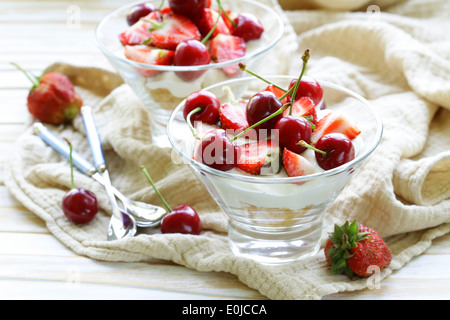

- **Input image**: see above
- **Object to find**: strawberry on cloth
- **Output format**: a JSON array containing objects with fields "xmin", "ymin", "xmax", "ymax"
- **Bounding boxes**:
[
  {"xmin": 12, "ymin": 63, "xmax": 82, "ymax": 124},
  {"xmin": 324, "ymin": 220, "xmax": 392, "ymax": 278}
]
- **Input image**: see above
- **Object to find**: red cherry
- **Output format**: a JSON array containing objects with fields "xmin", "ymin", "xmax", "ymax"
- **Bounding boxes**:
[
  {"xmin": 287, "ymin": 78, "xmax": 324, "ymax": 107},
  {"xmin": 231, "ymin": 13, "xmax": 264, "ymax": 42},
  {"xmin": 174, "ymin": 40, "xmax": 211, "ymax": 81},
  {"xmin": 183, "ymin": 90, "xmax": 220, "ymax": 125},
  {"xmin": 274, "ymin": 116, "xmax": 312, "ymax": 154},
  {"xmin": 161, "ymin": 204, "xmax": 202, "ymax": 235},
  {"xmin": 246, "ymin": 91, "xmax": 283, "ymax": 133},
  {"xmin": 126, "ymin": 3, "xmax": 157, "ymax": 26},
  {"xmin": 195, "ymin": 129, "xmax": 239, "ymax": 171},
  {"xmin": 169, "ymin": 0, "xmax": 207, "ymax": 19},
  {"xmin": 62, "ymin": 188, "xmax": 98, "ymax": 224},
  {"xmin": 313, "ymin": 133, "xmax": 355, "ymax": 170},
  {"xmin": 140, "ymin": 166, "xmax": 202, "ymax": 235}
]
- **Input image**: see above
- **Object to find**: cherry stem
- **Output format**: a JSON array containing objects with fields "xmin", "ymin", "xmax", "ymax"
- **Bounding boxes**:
[
  {"xmin": 239, "ymin": 63, "xmax": 287, "ymax": 93},
  {"xmin": 223, "ymin": 86, "xmax": 237, "ymax": 104},
  {"xmin": 158, "ymin": 0, "xmax": 165, "ymax": 10},
  {"xmin": 217, "ymin": 0, "xmax": 237, "ymax": 27},
  {"xmin": 231, "ymin": 103, "xmax": 290, "ymax": 141},
  {"xmin": 141, "ymin": 166, "xmax": 173, "ymax": 213},
  {"xmin": 63, "ymin": 138, "xmax": 75, "ymax": 189},
  {"xmin": 201, "ymin": 4, "xmax": 222, "ymax": 44},
  {"xmin": 186, "ymin": 106, "xmax": 202, "ymax": 139},
  {"xmin": 288, "ymin": 49, "xmax": 310, "ymax": 116},
  {"xmin": 11, "ymin": 62, "xmax": 40, "ymax": 89},
  {"xmin": 298, "ymin": 140, "xmax": 328, "ymax": 157}
]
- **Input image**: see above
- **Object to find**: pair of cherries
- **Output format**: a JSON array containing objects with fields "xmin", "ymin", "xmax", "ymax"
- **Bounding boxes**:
[
  {"xmin": 183, "ymin": 53, "xmax": 355, "ymax": 172},
  {"xmin": 61, "ymin": 139, "xmax": 201, "ymax": 235}
]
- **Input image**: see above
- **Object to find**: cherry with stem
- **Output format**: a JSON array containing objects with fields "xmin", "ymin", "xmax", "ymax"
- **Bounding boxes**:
[
  {"xmin": 238, "ymin": 49, "xmax": 311, "ymax": 107},
  {"xmin": 298, "ymin": 133, "xmax": 355, "ymax": 170},
  {"xmin": 287, "ymin": 49, "xmax": 310, "ymax": 115},
  {"xmin": 232, "ymin": 49, "xmax": 311, "ymax": 142},
  {"xmin": 141, "ymin": 166, "xmax": 202, "ymax": 235},
  {"xmin": 183, "ymin": 90, "xmax": 221, "ymax": 137},
  {"xmin": 61, "ymin": 139, "xmax": 98, "ymax": 224}
]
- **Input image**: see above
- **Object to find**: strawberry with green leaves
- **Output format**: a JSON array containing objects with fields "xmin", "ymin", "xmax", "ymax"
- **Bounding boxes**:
[
  {"xmin": 12, "ymin": 63, "xmax": 82, "ymax": 125},
  {"xmin": 324, "ymin": 220, "xmax": 392, "ymax": 278}
]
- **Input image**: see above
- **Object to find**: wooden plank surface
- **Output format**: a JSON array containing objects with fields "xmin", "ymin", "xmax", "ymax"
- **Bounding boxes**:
[{"xmin": 1, "ymin": 0, "xmax": 449, "ymax": 300}]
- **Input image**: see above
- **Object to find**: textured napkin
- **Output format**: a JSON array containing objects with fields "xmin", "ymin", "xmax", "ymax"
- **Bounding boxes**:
[{"xmin": 4, "ymin": 0, "xmax": 450, "ymax": 300}]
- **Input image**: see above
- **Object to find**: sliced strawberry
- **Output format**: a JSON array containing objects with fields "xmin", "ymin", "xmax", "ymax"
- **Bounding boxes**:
[
  {"xmin": 219, "ymin": 100, "xmax": 249, "ymax": 132},
  {"xmin": 221, "ymin": 10, "xmax": 237, "ymax": 31},
  {"xmin": 159, "ymin": 7, "xmax": 172, "ymax": 15},
  {"xmin": 311, "ymin": 110, "xmax": 361, "ymax": 143},
  {"xmin": 194, "ymin": 8, "xmax": 230, "ymax": 38},
  {"xmin": 124, "ymin": 45, "xmax": 174, "ymax": 77},
  {"xmin": 283, "ymin": 97, "xmax": 317, "ymax": 125},
  {"xmin": 263, "ymin": 84, "xmax": 288, "ymax": 105},
  {"xmin": 237, "ymin": 139, "xmax": 280, "ymax": 175},
  {"xmin": 118, "ymin": 11, "xmax": 161, "ymax": 45},
  {"xmin": 148, "ymin": 13, "xmax": 201, "ymax": 50},
  {"xmin": 209, "ymin": 34, "xmax": 246, "ymax": 76},
  {"xmin": 282, "ymin": 148, "xmax": 315, "ymax": 177}
]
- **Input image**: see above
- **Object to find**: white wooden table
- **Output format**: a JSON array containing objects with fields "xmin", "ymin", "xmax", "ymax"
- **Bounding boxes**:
[{"xmin": 1, "ymin": 0, "xmax": 450, "ymax": 300}]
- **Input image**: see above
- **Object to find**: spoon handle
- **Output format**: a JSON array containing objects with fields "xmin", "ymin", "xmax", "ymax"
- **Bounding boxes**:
[
  {"xmin": 33, "ymin": 122, "xmax": 96, "ymax": 176},
  {"xmin": 80, "ymin": 106, "xmax": 106, "ymax": 172}
]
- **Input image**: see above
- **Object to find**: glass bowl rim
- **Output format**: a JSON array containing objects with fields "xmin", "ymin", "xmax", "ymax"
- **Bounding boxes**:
[
  {"xmin": 95, "ymin": 0, "xmax": 285, "ymax": 72},
  {"xmin": 167, "ymin": 75, "xmax": 384, "ymax": 184}
]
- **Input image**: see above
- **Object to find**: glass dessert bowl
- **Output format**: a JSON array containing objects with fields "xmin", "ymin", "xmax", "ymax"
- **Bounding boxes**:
[
  {"xmin": 167, "ymin": 75, "xmax": 383, "ymax": 264},
  {"xmin": 95, "ymin": 0, "xmax": 284, "ymax": 147}
]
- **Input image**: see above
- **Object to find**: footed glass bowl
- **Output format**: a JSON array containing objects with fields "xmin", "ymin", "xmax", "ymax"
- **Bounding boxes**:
[
  {"xmin": 95, "ymin": 0, "xmax": 284, "ymax": 147},
  {"xmin": 167, "ymin": 75, "xmax": 383, "ymax": 264}
]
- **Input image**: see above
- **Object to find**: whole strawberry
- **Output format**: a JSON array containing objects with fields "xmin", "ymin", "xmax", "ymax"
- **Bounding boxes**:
[
  {"xmin": 12, "ymin": 63, "xmax": 82, "ymax": 125},
  {"xmin": 324, "ymin": 220, "xmax": 392, "ymax": 278}
]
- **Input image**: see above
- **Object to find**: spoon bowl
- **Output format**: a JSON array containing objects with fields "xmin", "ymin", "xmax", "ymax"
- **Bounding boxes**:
[{"xmin": 111, "ymin": 184, "xmax": 167, "ymax": 227}]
